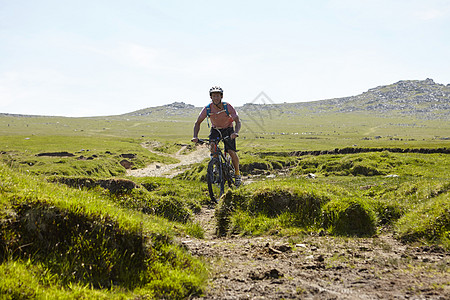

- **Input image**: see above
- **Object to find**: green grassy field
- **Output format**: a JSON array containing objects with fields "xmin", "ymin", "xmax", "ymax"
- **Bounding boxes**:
[{"xmin": 1, "ymin": 109, "xmax": 449, "ymax": 298}]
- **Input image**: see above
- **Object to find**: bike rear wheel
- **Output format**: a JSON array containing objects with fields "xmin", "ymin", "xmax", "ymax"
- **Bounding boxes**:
[{"xmin": 207, "ymin": 157, "xmax": 224, "ymax": 203}]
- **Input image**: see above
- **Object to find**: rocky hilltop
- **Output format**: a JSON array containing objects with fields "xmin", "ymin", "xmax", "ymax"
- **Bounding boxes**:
[
  {"xmin": 275, "ymin": 78, "xmax": 449, "ymax": 119},
  {"xmin": 124, "ymin": 101, "xmax": 197, "ymax": 117}
]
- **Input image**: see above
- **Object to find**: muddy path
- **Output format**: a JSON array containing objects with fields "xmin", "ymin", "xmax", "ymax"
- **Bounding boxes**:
[
  {"xmin": 186, "ymin": 207, "xmax": 449, "ymax": 299},
  {"xmin": 129, "ymin": 143, "xmax": 449, "ymax": 299}
]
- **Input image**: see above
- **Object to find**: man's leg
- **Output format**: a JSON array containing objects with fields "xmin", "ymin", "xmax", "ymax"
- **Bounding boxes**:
[
  {"xmin": 228, "ymin": 150, "xmax": 239, "ymax": 172},
  {"xmin": 228, "ymin": 150, "xmax": 241, "ymax": 186},
  {"xmin": 209, "ymin": 129, "xmax": 220, "ymax": 157}
]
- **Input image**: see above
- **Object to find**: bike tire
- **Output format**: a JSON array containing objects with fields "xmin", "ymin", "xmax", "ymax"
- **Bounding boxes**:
[{"xmin": 207, "ymin": 157, "xmax": 224, "ymax": 203}]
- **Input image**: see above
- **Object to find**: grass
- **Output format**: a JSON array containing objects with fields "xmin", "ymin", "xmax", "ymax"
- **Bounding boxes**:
[
  {"xmin": 2, "ymin": 111, "xmax": 449, "ymax": 152},
  {"xmin": 1, "ymin": 109, "xmax": 449, "ymax": 297},
  {"xmin": 0, "ymin": 163, "xmax": 207, "ymax": 298},
  {"xmin": 0, "ymin": 135, "xmax": 178, "ymax": 177},
  {"xmin": 210, "ymin": 152, "xmax": 449, "ymax": 244},
  {"xmin": 0, "ymin": 260, "xmax": 134, "ymax": 299},
  {"xmin": 48, "ymin": 176, "xmax": 210, "ymax": 224},
  {"xmin": 395, "ymin": 193, "xmax": 450, "ymax": 247}
]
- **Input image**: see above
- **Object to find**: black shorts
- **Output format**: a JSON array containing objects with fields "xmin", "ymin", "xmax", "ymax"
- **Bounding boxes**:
[{"xmin": 209, "ymin": 127, "xmax": 237, "ymax": 152}]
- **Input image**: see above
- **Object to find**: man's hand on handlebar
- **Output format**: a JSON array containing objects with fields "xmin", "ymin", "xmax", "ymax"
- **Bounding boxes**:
[{"xmin": 231, "ymin": 133, "xmax": 239, "ymax": 139}]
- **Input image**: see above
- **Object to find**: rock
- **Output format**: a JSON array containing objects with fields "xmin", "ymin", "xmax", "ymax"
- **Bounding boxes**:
[
  {"xmin": 120, "ymin": 159, "xmax": 134, "ymax": 169},
  {"xmin": 274, "ymin": 244, "xmax": 292, "ymax": 252},
  {"xmin": 249, "ymin": 268, "xmax": 283, "ymax": 280},
  {"xmin": 315, "ymin": 255, "xmax": 325, "ymax": 262}
]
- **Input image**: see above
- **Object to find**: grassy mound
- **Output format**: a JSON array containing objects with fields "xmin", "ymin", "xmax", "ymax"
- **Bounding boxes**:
[
  {"xmin": 215, "ymin": 180, "xmax": 332, "ymax": 236},
  {"xmin": 214, "ymin": 179, "xmax": 379, "ymax": 237},
  {"xmin": 322, "ymin": 197, "xmax": 377, "ymax": 237},
  {"xmin": 395, "ymin": 193, "xmax": 450, "ymax": 248},
  {"xmin": 0, "ymin": 163, "xmax": 207, "ymax": 299},
  {"xmin": 213, "ymin": 175, "xmax": 449, "ymax": 240},
  {"xmin": 48, "ymin": 176, "xmax": 209, "ymax": 224}
]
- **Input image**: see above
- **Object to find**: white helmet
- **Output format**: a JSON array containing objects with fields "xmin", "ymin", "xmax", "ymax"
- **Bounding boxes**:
[{"xmin": 209, "ymin": 86, "xmax": 223, "ymax": 95}]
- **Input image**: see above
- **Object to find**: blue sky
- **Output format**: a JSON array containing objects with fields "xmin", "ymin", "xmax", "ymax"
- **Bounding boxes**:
[{"xmin": 1, "ymin": 0, "xmax": 449, "ymax": 117}]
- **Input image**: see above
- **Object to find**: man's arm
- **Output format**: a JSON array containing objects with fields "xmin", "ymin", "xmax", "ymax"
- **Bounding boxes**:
[
  {"xmin": 192, "ymin": 120, "xmax": 201, "ymax": 142},
  {"xmin": 192, "ymin": 108, "xmax": 207, "ymax": 143},
  {"xmin": 231, "ymin": 115, "xmax": 241, "ymax": 139}
]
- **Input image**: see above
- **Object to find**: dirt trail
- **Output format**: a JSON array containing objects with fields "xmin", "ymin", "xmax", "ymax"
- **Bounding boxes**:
[
  {"xmin": 186, "ymin": 208, "xmax": 449, "ymax": 299},
  {"xmin": 129, "ymin": 143, "xmax": 449, "ymax": 299},
  {"xmin": 126, "ymin": 143, "xmax": 209, "ymax": 178}
]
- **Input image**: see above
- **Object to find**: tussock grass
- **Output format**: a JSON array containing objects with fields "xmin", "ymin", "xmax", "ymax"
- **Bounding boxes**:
[
  {"xmin": 46, "ymin": 175, "xmax": 209, "ymax": 225},
  {"xmin": 215, "ymin": 179, "xmax": 334, "ymax": 236},
  {"xmin": 0, "ymin": 260, "xmax": 132, "ymax": 299},
  {"xmin": 395, "ymin": 193, "xmax": 450, "ymax": 248},
  {"xmin": 213, "ymin": 158, "xmax": 449, "ymax": 243},
  {"xmin": 322, "ymin": 197, "xmax": 377, "ymax": 236},
  {"xmin": 0, "ymin": 163, "xmax": 207, "ymax": 298},
  {"xmin": 175, "ymin": 163, "xmax": 208, "ymax": 182}
]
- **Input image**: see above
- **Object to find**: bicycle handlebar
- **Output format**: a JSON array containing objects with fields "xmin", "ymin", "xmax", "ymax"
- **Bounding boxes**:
[{"xmin": 195, "ymin": 136, "xmax": 231, "ymax": 145}]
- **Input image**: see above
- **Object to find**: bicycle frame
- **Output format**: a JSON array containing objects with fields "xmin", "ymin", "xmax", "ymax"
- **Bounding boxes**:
[
  {"xmin": 198, "ymin": 133, "xmax": 236, "ymax": 202},
  {"xmin": 204, "ymin": 137, "xmax": 235, "ymax": 183}
]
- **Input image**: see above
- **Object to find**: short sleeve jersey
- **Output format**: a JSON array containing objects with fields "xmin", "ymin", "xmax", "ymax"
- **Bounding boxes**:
[{"xmin": 198, "ymin": 102, "xmax": 238, "ymax": 129}]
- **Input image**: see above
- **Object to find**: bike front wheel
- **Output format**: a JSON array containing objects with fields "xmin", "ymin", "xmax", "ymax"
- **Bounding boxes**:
[
  {"xmin": 207, "ymin": 157, "xmax": 224, "ymax": 203},
  {"xmin": 225, "ymin": 161, "xmax": 235, "ymax": 187}
]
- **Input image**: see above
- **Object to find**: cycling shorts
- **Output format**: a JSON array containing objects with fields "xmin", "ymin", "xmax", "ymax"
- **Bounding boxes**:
[{"xmin": 209, "ymin": 127, "xmax": 237, "ymax": 152}]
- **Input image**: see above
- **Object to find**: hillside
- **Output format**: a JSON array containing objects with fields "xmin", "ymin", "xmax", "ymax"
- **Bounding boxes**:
[
  {"xmin": 122, "ymin": 101, "xmax": 198, "ymax": 118},
  {"xmin": 242, "ymin": 78, "xmax": 450, "ymax": 119},
  {"xmin": 303, "ymin": 78, "xmax": 449, "ymax": 117},
  {"xmin": 1, "ymin": 79, "xmax": 449, "ymax": 120},
  {"xmin": 118, "ymin": 78, "xmax": 450, "ymax": 120}
]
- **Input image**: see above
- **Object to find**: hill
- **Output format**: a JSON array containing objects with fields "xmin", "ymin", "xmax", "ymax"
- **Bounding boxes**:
[
  {"xmin": 241, "ymin": 78, "xmax": 450, "ymax": 120},
  {"xmin": 1, "ymin": 79, "xmax": 449, "ymax": 120},
  {"xmin": 114, "ymin": 78, "xmax": 450, "ymax": 120},
  {"xmin": 122, "ymin": 101, "xmax": 198, "ymax": 118}
]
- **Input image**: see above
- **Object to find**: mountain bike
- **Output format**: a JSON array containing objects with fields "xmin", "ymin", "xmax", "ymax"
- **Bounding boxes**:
[{"xmin": 197, "ymin": 135, "xmax": 236, "ymax": 203}]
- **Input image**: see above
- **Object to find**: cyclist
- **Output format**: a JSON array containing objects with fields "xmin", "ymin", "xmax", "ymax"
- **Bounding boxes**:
[{"xmin": 192, "ymin": 86, "xmax": 242, "ymax": 187}]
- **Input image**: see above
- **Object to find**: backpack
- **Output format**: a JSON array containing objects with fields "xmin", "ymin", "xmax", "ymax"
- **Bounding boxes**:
[
  {"xmin": 206, "ymin": 102, "xmax": 230, "ymax": 128},
  {"xmin": 206, "ymin": 102, "xmax": 229, "ymax": 117}
]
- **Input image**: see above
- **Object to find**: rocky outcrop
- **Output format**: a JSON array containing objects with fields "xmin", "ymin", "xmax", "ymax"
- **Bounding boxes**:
[
  {"xmin": 125, "ymin": 101, "xmax": 197, "ymax": 117},
  {"xmin": 311, "ymin": 79, "xmax": 449, "ymax": 118},
  {"xmin": 242, "ymin": 78, "xmax": 449, "ymax": 120}
]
